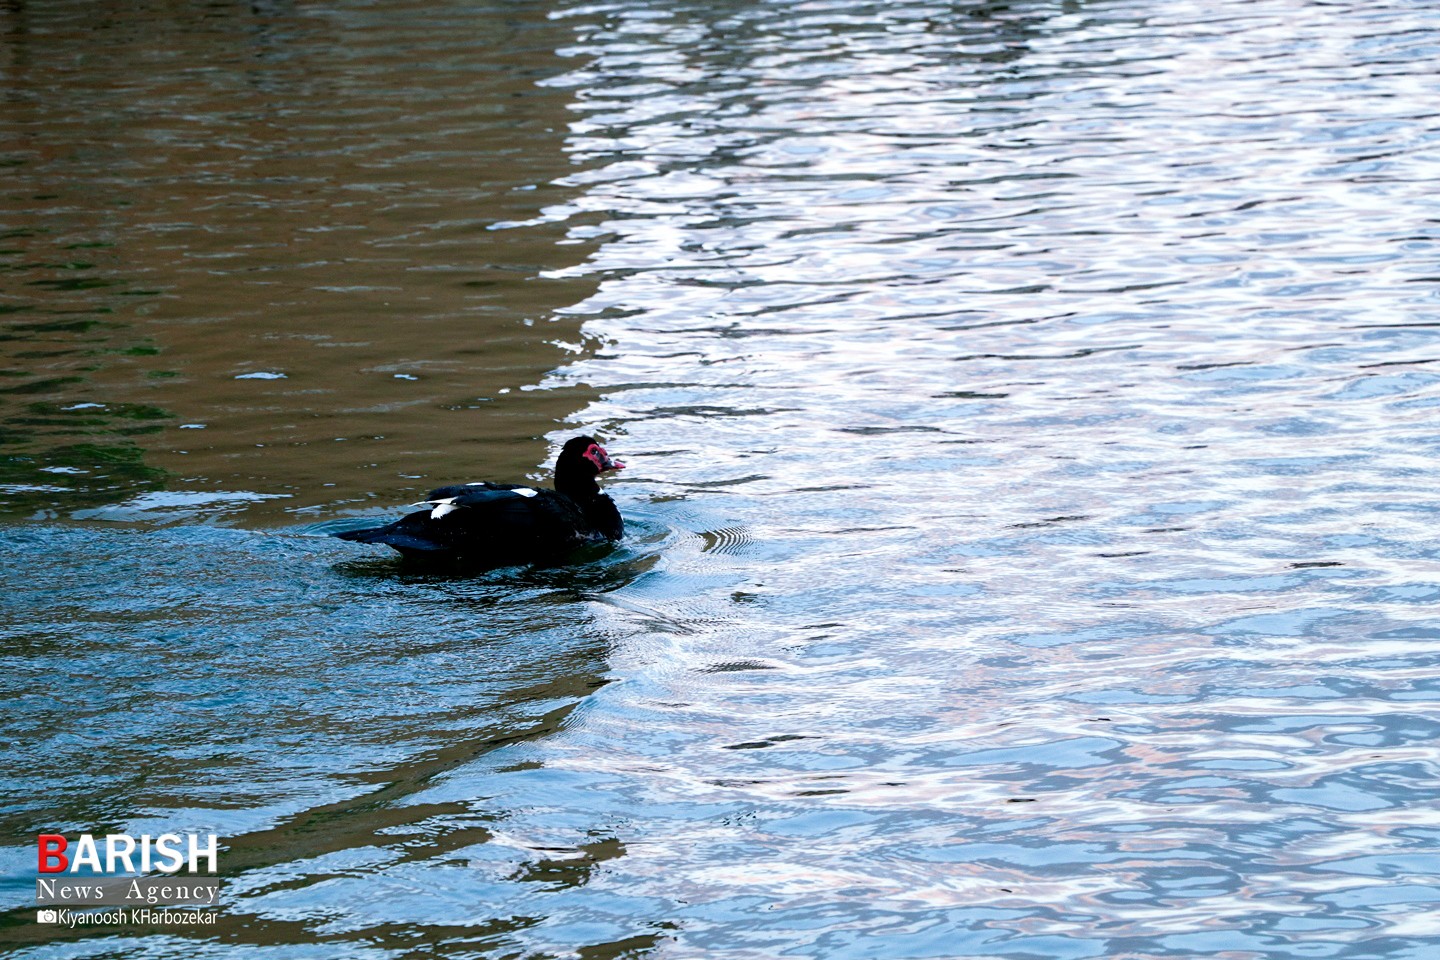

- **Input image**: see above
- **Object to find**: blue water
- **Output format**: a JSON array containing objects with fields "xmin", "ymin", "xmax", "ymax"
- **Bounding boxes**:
[{"xmin": 3, "ymin": 0, "xmax": 1440, "ymax": 956}]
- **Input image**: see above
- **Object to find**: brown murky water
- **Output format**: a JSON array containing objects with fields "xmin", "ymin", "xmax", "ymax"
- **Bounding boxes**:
[{"xmin": 3, "ymin": 0, "xmax": 602, "ymax": 523}]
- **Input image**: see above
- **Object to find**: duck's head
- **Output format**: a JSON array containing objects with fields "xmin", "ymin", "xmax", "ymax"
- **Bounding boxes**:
[
  {"xmin": 555, "ymin": 435, "xmax": 625, "ymax": 498},
  {"xmin": 573, "ymin": 436, "xmax": 625, "ymax": 475}
]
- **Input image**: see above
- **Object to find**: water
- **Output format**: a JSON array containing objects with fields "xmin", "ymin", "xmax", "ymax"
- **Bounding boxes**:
[{"xmin": 3, "ymin": 0, "xmax": 1439, "ymax": 957}]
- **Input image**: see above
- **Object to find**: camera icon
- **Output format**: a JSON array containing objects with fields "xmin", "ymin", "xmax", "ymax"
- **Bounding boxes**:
[{"xmin": 37, "ymin": 910, "xmax": 57, "ymax": 924}]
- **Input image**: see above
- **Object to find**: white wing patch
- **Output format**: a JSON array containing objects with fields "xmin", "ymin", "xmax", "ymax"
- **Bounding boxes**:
[
  {"xmin": 407, "ymin": 495, "xmax": 459, "ymax": 520},
  {"xmin": 410, "ymin": 488, "xmax": 534, "ymax": 519}
]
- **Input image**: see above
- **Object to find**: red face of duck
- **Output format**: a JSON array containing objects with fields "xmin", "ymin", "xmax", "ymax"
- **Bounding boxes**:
[{"xmin": 582, "ymin": 442, "xmax": 625, "ymax": 474}]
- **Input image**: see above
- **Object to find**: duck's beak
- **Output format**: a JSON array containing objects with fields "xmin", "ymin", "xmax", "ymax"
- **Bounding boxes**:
[{"xmin": 585, "ymin": 444, "xmax": 626, "ymax": 473}]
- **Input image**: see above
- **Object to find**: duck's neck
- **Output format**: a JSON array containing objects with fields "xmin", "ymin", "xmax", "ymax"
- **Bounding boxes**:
[{"xmin": 554, "ymin": 462, "xmax": 599, "ymax": 503}]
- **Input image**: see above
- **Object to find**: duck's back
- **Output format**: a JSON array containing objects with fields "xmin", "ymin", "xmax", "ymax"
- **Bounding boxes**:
[{"xmin": 337, "ymin": 482, "xmax": 603, "ymax": 563}]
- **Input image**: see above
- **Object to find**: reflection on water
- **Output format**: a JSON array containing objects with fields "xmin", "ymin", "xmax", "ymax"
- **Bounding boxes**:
[
  {"xmin": 4, "ymin": 0, "xmax": 1440, "ymax": 957},
  {"xmin": 0, "ymin": 0, "xmax": 603, "ymax": 522}
]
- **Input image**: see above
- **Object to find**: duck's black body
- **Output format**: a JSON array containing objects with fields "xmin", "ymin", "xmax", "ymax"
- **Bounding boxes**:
[{"xmin": 335, "ymin": 436, "xmax": 624, "ymax": 565}]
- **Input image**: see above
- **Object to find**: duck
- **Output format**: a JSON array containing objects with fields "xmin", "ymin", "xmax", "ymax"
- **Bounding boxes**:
[{"xmin": 334, "ymin": 435, "xmax": 625, "ymax": 564}]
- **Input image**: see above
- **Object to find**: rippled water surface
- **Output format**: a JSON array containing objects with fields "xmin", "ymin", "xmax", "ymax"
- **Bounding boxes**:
[{"xmin": 4, "ymin": 0, "xmax": 1440, "ymax": 957}]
